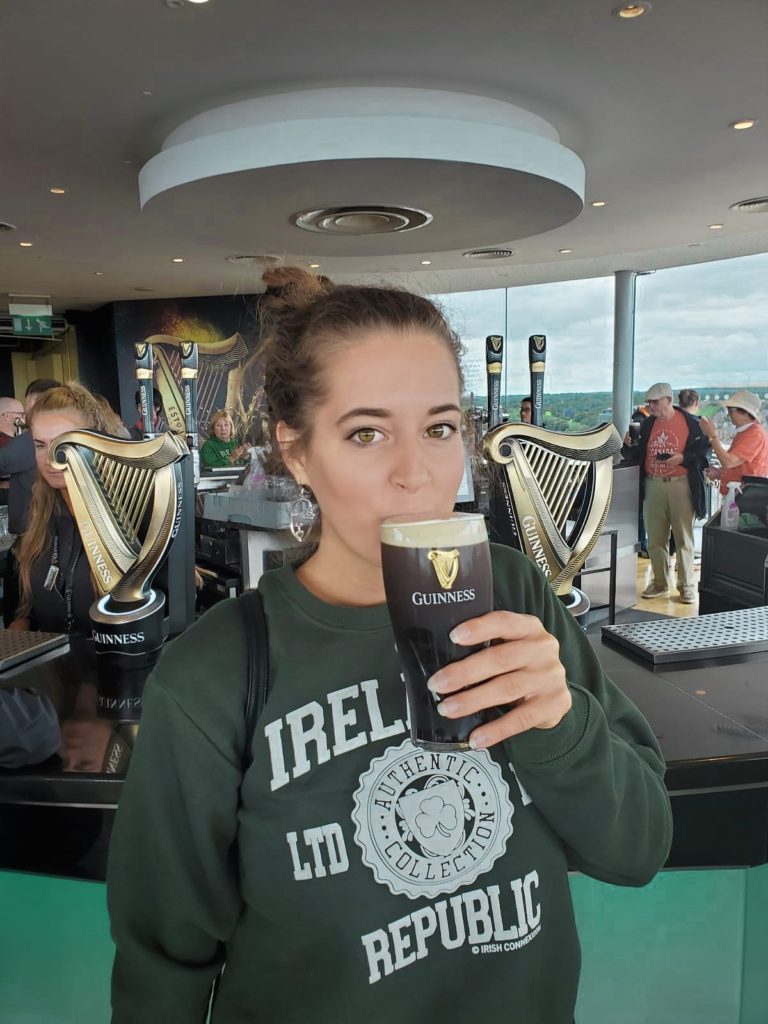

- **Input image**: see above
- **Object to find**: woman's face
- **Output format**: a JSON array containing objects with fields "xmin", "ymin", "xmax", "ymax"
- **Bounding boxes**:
[
  {"xmin": 728, "ymin": 407, "xmax": 751, "ymax": 428},
  {"xmin": 33, "ymin": 410, "xmax": 88, "ymax": 490},
  {"xmin": 280, "ymin": 329, "xmax": 465, "ymax": 571},
  {"xmin": 213, "ymin": 416, "xmax": 232, "ymax": 441}
]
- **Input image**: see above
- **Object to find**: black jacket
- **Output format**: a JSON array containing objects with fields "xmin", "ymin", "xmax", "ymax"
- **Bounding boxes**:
[
  {"xmin": 0, "ymin": 431, "xmax": 35, "ymax": 535},
  {"xmin": 621, "ymin": 407, "xmax": 710, "ymax": 519}
]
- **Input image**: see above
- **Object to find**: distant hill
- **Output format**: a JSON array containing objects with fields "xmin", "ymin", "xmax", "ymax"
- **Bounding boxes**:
[{"xmin": 464, "ymin": 387, "xmax": 768, "ymax": 432}]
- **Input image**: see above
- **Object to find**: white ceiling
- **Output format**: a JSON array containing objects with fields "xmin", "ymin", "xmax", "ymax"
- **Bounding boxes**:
[{"xmin": 1, "ymin": 0, "xmax": 767, "ymax": 312}]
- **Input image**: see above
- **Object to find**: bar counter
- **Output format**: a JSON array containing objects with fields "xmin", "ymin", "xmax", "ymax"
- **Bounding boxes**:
[{"xmin": 2, "ymin": 630, "xmax": 768, "ymax": 877}]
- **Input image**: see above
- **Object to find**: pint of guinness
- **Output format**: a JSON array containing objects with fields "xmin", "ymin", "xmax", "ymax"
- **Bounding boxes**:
[{"xmin": 381, "ymin": 513, "xmax": 493, "ymax": 751}]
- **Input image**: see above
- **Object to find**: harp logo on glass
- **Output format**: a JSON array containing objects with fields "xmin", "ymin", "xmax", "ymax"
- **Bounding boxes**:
[
  {"xmin": 428, "ymin": 547, "xmax": 460, "ymax": 590},
  {"xmin": 410, "ymin": 548, "xmax": 476, "ymax": 605}
]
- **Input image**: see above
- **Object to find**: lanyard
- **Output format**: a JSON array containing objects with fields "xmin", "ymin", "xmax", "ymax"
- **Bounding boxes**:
[{"xmin": 44, "ymin": 529, "xmax": 81, "ymax": 633}]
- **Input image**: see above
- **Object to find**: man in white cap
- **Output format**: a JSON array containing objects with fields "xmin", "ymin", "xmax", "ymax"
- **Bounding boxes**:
[
  {"xmin": 622, "ymin": 382, "xmax": 710, "ymax": 603},
  {"xmin": 700, "ymin": 390, "xmax": 768, "ymax": 494}
]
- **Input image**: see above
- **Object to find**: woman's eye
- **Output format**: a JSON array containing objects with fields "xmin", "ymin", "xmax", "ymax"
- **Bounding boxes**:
[
  {"xmin": 426, "ymin": 422, "xmax": 458, "ymax": 440},
  {"xmin": 350, "ymin": 427, "xmax": 383, "ymax": 445}
]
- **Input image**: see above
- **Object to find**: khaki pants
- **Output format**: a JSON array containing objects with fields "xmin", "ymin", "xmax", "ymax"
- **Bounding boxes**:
[{"xmin": 643, "ymin": 475, "xmax": 695, "ymax": 591}]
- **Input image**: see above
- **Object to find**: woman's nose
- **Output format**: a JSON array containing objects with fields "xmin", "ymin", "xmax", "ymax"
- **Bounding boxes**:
[{"xmin": 389, "ymin": 441, "xmax": 430, "ymax": 491}]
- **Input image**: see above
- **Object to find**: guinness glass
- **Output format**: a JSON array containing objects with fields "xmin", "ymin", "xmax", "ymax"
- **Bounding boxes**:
[{"xmin": 381, "ymin": 513, "xmax": 493, "ymax": 751}]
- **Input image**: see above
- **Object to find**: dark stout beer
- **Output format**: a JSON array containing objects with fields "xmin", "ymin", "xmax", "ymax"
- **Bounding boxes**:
[{"xmin": 381, "ymin": 513, "xmax": 493, "ymax": 751}]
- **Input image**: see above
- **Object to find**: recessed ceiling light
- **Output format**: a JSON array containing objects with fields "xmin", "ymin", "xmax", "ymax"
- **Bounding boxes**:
[
  {"xmin": 0, "ymin": 222, "xmax": 16, "ymax": 233},
  {"xmin": 463, "ymin": 247, "xmax": 516, "ymax": 260},
  {"xmin": 309, "ymin": 263, "xmax": 321, "ymax": 269},
  {"xmin": 94, "ymin": 271, "xmax": 104, "ymax": 276},
  {"xmin": 49, "ymin": 187, "xmax": 67, "ymax": 195},
  {"xmin": 591, "ymin": 200, "xmax": 607, "ymax": 208},
  {"xmin": 688, "ymin": 243, "xmax": 701, "ymax": 248},
  {"xmin": 730, "ymin": 119, "xmax": 757, "ymax": 131},
  {"xmin": 612, "ymin": 2, "xmax": 652, "ymax": 18},
  {"xmin": 421, "ymin": 260, "xmax": 432, "ymax": 265},
  {"xmin": 142, "ymin": 90, "xmax": 153, "ymax": 97},
  {"xmin": 558, "ymin": 248, "xmax": 572, "ymax": 254},
  {"xmin": 708, "ymin": 223, "xmax": 724, "ymax": 230},
  {"xmin": 134, "ymin": 287, "xmax": 155, "ymax": 292},
  {"xmin": 186, "ymin": 0, "xmax": 212, "ymax": 4},
  {"xmin": 19, "ymin": 241, "xmax": 33, "ymax": 247},
  {"xmin": 172, "ymin": 257, "xmax": 184, "ymax": 263}
]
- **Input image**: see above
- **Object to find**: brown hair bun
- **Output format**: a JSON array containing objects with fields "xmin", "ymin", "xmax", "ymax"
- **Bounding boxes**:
[{"xmin": 261, "ymin": 266, "xmax": 335, "ymax": 315}]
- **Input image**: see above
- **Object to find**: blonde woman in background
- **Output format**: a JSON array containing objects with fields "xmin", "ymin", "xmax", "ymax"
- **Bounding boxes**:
[
  {"xmin": 200, "ymin": 409, "xmax": 249, "ymax": 468},
  {"xmin": 10, "ymin": 383, "xmax": 124, "ymax": 636}
]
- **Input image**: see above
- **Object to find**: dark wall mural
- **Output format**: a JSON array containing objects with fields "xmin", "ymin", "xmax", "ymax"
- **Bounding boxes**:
[{"xmin": 73, "ymin": 293, "xmax": 267, "ymax": 444}]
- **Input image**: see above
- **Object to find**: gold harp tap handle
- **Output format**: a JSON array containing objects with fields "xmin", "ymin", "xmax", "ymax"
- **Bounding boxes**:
[
  {"xmin": 484, "ymin": 421, "xmax": 622, "ymax": 596},
  {"xmin": 49, "ymin": 430, "xmax": 188, "ymax": 604},
  {"xmin": 153, "ymin": 348, "xmax": 186, "ymax": 436}
]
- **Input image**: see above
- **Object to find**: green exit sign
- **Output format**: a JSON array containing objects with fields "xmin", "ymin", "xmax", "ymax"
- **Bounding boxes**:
[{"xmin": 12, "ymin": 314, "xmax": 52, "ymax": 336}]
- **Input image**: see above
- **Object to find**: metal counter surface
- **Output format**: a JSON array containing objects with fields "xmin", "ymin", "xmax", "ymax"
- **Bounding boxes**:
[
  {"xmin": 2, "ymin": 630, "xmax": 768, "ymax": 872},
  {"xmin": 2, "ymin": 634, "xmax": 768, "ymax": 807},
  {"xmin": 0, "ymin": 639, "xmax": 129, "ymax": 809},
  {"xmin": 594, "ymin": 637, "xmax": 768, "ymax": 792}
]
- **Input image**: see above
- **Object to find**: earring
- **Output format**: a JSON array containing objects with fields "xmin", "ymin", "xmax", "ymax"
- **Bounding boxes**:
[{"xmin": 289, "ymin": 485, "xmax": 318, "ymax": 542}]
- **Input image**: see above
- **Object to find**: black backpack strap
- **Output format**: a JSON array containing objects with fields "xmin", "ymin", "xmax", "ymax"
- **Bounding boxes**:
[{"xmin": 238, "ymin": 588, "xmax": 270, "ymax": 771}]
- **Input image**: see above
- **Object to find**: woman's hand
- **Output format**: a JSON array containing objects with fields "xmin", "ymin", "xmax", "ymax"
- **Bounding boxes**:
[
  {"xmin": 427, "ymin": 611, "xmax": 573, "ymax": 749},
  {"xmin": 665, "ymin": 453, "xmax": 684, "ymax": 468}
]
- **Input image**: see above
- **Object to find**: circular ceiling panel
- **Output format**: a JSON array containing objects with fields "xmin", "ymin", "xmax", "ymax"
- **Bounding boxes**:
[
  {"xmin": 137, "ymin": 157, "xmax": 583, "ymax": 258},
  {"xmin": 139, "ymin": 87, "xmax": 584, "ymax": 258}
]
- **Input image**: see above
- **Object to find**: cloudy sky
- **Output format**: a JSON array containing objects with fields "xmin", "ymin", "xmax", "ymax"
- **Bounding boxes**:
[{"xmin": 435, "ymin": 251, "xmax": 768, "ymax": 398}]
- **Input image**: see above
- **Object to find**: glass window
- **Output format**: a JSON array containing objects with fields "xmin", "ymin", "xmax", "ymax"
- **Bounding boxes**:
[
  {"xmin": 635, "ymin": 252, "xmax": 768, "ymax": 397},
  {"xmin": 434, "ymin": 277, "xmax": 614, "ymax": 429}
]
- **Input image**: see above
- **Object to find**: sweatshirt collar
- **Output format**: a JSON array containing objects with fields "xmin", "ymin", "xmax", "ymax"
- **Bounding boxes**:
[{"xmin": 268, "ymin": 564, "xmax": 391, "ymax": 632}]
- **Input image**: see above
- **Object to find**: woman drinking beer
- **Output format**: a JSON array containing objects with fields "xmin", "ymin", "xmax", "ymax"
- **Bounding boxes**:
[{"xmin": 108, "ymin": 268, "xmax": 672, "ymax": 1023}]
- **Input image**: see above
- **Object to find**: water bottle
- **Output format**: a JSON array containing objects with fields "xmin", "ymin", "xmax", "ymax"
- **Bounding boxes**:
[{"xmin": 721, "ymin": 482, "xmax": 741, "ymax": 531}]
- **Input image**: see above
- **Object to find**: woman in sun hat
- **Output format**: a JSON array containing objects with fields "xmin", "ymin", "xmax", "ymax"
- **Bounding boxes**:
[{"xmin": 700, "ymin": 389, "xmax": 768, "ymax": 494}]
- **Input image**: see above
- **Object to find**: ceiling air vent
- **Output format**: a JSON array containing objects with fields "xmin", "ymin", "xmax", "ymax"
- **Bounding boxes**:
[
  {"xmin": 293, "ymin": 206, "xmax": 432, "ymax": 235},
  {"xmin": 226, "ymin": 254, "xmax": 281, "ymax": 265},
  {"xmin": 730, "ymin": 197, "xmax": 768, "ymax": 214},
  {"xmin": 463, "ymin": 247, "xmax": 516, "ymax": 260}
]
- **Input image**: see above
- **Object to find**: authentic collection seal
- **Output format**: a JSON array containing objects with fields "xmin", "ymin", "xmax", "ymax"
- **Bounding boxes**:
[{"xmin": 352, "ymin": 739, "xmax": 514, "ymax": 900}]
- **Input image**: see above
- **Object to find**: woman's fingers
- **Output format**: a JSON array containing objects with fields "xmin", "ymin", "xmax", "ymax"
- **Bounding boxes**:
[
  {"xmin": 429, "ymin": 613, "xmax": 560, "ymax": 696},
  {"xmin": 426, "ymin": 609, "xmax": 572, "ymax": 747},
  {"xmin": 467, "ymin": 695, "xmax": 572, "ymax": 749}
]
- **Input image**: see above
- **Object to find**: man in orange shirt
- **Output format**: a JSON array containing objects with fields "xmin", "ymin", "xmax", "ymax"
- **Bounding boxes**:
[
  {"xmin": 622, "ymin": 382, "xmax": 710, "ymax": 603},
  {"xmin": 700, "ymin": 389, "xmax": 768, "ymax": 494}
]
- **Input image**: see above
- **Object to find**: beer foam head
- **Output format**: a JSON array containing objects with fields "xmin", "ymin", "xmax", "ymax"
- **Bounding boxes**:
[{"xmin": 380, "ymin": 512, "xmax": 487, "ymax": 549}]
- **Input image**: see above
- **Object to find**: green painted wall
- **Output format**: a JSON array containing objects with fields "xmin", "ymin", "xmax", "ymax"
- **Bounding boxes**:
[
  {"xmin": 0, "ymin": 872, "xmax": 112, "ymax": 1024},
  {"xmin": 1, "ymin": 866, "xmax": 767, "ymax": 1023},
  {"xmin": 572, "ymin": 870, "xmax": 751, "ymax": 1024}
]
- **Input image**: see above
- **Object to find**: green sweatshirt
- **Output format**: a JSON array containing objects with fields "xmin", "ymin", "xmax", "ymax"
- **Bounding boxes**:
[
  {"xmin": 200, "ymin": 436, "xmax": 240, "ymax": 469},
  {"xmin": 108, "ymin": 545, "xmax": 672, "ymax": 1023}
]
